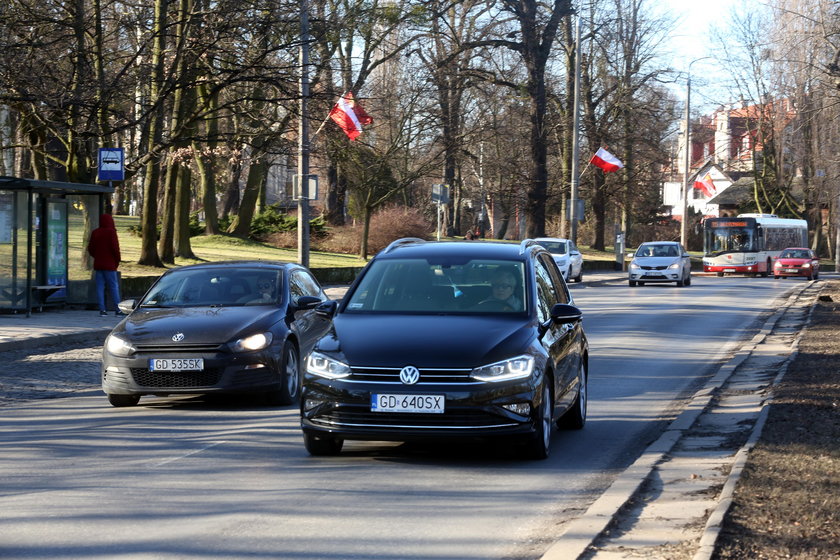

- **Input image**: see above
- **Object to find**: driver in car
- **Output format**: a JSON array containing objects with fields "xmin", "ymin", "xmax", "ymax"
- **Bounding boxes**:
[{"xmin": 479, "ymin": 267, "xmax": 522, "ymax": 311}]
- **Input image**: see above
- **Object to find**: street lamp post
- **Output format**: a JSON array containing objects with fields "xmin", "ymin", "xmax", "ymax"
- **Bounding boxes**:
[{"xmin": 680, "ymin": 57, "xmax": 711, "ymax": 249}]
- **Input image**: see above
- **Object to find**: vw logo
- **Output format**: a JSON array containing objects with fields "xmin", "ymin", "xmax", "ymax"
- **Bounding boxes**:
[
  {"xmin": 399, "ymin": 365, "xmax": 420, "ymax": 385},
  {"xmin": 172, "ymin": 332, "xmax": 185, "ymax": 342}
]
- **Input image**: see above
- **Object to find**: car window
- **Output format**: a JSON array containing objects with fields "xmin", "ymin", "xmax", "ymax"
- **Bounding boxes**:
[
  {"xmin": 537, "ymin": 241, "xmax": 567, "ymax": 254},
  {"xmin": 534, "ymin": 256, "xmax": 560, "ymax": 323},
  {"xmin": 345, "ymin": 258, "xmax": 526, "ymax": 313},
  {"xmin": 289, "ymin": 269, "xmax": 322, "ymax": 303},
  {"xmin": 141, "ymin": 268, "xmax": 279, "ymax": 307}
]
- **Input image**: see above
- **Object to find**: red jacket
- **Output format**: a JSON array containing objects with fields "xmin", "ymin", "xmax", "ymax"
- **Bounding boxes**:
[{"xmin": 87, "ymin": 214, "xmax": 121, "ymax": 271}]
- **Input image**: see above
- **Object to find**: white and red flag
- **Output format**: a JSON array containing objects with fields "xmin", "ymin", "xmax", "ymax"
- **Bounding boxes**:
[
  {"xmin": 693, "ymin": 173, "xmax": 717, "ymax": 198},
  {"xmin": 589, "ymin": 148, "xmax": 624, "ymax": 173},
  {"xmin": 328, "ymin": 92, "xmax": 373, "ymax": 141}
]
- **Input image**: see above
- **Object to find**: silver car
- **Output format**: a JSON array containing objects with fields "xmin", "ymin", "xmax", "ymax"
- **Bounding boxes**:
[
  {"xmin": 628, "ymin": 242, "xmax": 692, "ymax": 287},
  {"xmin": 534, "ymin": 237, "xmax": 584, "ymax": 282}
]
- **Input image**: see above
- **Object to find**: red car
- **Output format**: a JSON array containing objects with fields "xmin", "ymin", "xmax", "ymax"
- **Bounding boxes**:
[{"xmin": 773, "ymin": 248, "xmax": 820, "ymax": 280}]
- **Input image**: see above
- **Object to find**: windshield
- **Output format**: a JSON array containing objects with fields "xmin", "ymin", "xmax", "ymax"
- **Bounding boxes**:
[
  {"xmin": 780, "ymin": 249, "xmax": 808, "ymax": 259},
  {"xmin": 705, "ymin": 227, "xmax": 757, "ymax": 255},
  {"xmin": 636, "ymin": 244, "xmax": 679, "ymax": 257},
  {"xmin": 536, "ymin": 240, "xmax": 567, "ymax": 254},
  {"xmin": 344, "ymin": 258, "xmax": 527, "ymax": 313},
  {"xmin": 141, "ymin": 268, "xmax": 282, "ymax": 307}
]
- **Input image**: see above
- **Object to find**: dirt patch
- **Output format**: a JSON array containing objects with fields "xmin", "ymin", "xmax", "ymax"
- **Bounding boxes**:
[{"xmin": 713, "ymin": 279, "xmax": 840, "ymax": 559}]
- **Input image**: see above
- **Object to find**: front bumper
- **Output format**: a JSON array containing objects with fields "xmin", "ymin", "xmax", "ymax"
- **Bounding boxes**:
[
  {"xmin": 300, "ymin": 376, "xmax": 541, "ymax": 442},
  {"xmin": 628, "ymin": 271, "xmax": 683, "ymax": 282},
  {"xmin": 102, "ymin": 350, "xmax": 280, "ymax": 396}
]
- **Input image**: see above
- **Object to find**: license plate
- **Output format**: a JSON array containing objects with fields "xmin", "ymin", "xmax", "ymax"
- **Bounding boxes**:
[
  {"xmin": 724, "ymin": 268, "xmax": 736, "ymax": 272},
  {"xmin": 785, "ymin": 268, "xmax": 798, "ymax": 273},
  {"xmin": 371, "ymin": 394, "xmax": 444, "ymax": 413},
  {"xmin": 149, "ymin": 358, "xmax": 204, "ymax": 372}
]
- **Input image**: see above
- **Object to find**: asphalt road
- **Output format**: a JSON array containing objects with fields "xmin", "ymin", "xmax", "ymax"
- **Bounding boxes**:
[{"xmin": 0, "ymin": 275, "xmax": 800, "ymax": 560}]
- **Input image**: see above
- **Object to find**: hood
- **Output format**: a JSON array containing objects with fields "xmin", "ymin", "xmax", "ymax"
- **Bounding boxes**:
[
  {"xmin": 322, "ymin": 314, "xmax": 534, "ymax": 369},
  {"xmin": 112, "ymin": 306, "xmax": 281, "ymax": 345},
  {"xmin": 633, "ymin": 256, "xmax": 680, "ymax": 266},
  {"xmin": 98, "ymin": 214, "xmax": 116, "ymax": 229}
]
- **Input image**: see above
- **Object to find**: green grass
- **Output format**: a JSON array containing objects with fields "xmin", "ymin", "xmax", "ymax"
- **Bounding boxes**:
[
  {"xmin": 114, "ymin": 215, "xmax": 621, "ymax": 278},
  {"xmin": 115, "ymin": 216, "xmax": 368, "ymax": 278}
]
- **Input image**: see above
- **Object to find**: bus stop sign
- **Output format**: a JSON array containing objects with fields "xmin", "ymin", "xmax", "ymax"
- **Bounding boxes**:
[{"xmin": 98, "ymin": 148, "xmax": 125, "ymax": 182}]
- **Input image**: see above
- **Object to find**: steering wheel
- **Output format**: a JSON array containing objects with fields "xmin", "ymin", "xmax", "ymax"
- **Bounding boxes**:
[{"xmin": 474, "ymin": 299, "xmax": 512, "ymax": 311}]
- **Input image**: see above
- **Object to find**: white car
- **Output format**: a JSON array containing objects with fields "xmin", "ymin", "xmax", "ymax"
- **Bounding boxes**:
[
  {"xmin": 534, "ymin": 237, "xmax": 584, "ymax": 282},
  {"xmin": 628, "ymin": 241, "xmax": 692, "ymax": 287}
]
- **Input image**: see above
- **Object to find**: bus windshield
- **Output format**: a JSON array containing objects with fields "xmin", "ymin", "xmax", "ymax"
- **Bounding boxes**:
[{"xmin": 704, "ymin": 226, "xmax": 757, "ymax": 255}]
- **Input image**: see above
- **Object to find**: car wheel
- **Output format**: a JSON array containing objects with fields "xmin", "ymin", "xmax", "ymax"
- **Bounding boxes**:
[
  {"xmin": 267, "ymin": 341, "xmax": 300, "ymax": 406},
  {"xmin": 814, "ymin": 271, "xmax": 819, "ymax": 280},
  {"xmin": 638, "ymin": 281, "xmax": 645, "ymax": 286},
  {"xmin": 523, "ymin": 383, "xmax": 552, "ymax": 460},
  {"xmin": 685, "ymin": 273, "xmax": 691, "ymax": 286},
  {"xmin": 716, "ymin": 272, "xmax": 724, "ymax": 277},
  {"xmin": 774, "ymin": 275, "xmax": 779, "ymax": 279},
  {"xmin": 574, "ymin": 268, "xmax": 583, "ymax": 283},
  {"xmin": 676, "ymin": 276, "xmax": 685, "ymax": 287},
  {"xmin": 629, "ymin": 280, "xmax": 637, "ymax": 287},
  {"xmin": 108, "ymin": 393, "xmax": 140, "ymax": 407},
  {"xmin": 303, "ymin": 432, "xmax": 344, "ymax": 456},
  {"xmin": 559, "ymin": 362, "xmax": 587, "ymax": 430}
]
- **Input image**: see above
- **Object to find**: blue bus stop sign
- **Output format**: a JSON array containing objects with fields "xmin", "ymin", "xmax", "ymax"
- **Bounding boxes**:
[{"xmin": 98, "ymin": 148, "xmax": 124, "ymax": 182}]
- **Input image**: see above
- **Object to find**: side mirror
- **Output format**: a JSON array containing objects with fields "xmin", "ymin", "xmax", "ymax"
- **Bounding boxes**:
[
  {"xmin": 117, "ymin": 299, "xmax": 136, "ymax": 314},
  {"xmin": 550, "ymin": 303, "xmax": 582, "ymax": 324},
  {"xmin": 315, "ymin": 300, "xmax": 339, "ymax": 318},
  {"xmin": 294, "ymin": 295, "xmax": 322, "ymax": 311}
]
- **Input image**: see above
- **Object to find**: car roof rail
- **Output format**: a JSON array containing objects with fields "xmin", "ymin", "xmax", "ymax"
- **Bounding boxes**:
[
  {"xmin": 519, "ymin": 239, "xmax": 538, "ymax": 255},
  {"xmin": 382, "ymin": 237, "xmax": 426, "ymax": 254}
]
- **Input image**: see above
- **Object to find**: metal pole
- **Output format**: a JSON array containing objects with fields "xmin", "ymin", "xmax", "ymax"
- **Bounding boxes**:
[
  {"xmin": 297, "ymin": 0, "xmax": 310, "ymax": 267},
  {"xmin": 680, "ymin": 74, "xmax": 691, "ymax": 248},
  {"xmin": 570, "ymin": 16, "xmax": 582, "ymax": 243}
]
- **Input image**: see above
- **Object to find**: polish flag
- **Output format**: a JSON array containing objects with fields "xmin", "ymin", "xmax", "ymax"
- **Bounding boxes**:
[
  {"xmin": 693, "ymin": 173, "xmax": 717, "ymax": 198},
  {"xmin": 329, "ymin": 92, "xmax": 373, "ymax": 141},
  {"xmin": 589, "ymin": 148, "xmax": 624, "ymax": 173}
]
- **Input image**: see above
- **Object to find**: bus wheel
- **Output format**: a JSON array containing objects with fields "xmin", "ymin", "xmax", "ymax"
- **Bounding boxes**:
[{"xmin": 716, "ymin": 272, "xmax": 724, "ymax": 277}]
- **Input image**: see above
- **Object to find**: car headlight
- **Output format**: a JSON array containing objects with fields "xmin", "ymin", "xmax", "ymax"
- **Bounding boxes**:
[
  {"xmin": 307, "ymin": 351, "xmax": 351, "ymax": 379},
  {"xmin": 231, "ymin": 332, "xmax": 272, "ymax": 352},
  {"xmin": 629, "ymin": 261, "xmax": 641, "ymax": 270},
  {"xmin": 774, "ymin": 261, "xmax": 782, "ymax": 268},
  {"xmin": 802, "ymin": 263, "xmax": 811, "ymax": 268},
  {"xmin": 105, "ymin": 333, "xmax": 135, "ymax": 357},
  {"xmin": 668, "ymin": 261, "xmax": 681, "ymax": 270},
  {"xmin": 470, "ymin": 355, "xmax": 534, "ymax": 382}
]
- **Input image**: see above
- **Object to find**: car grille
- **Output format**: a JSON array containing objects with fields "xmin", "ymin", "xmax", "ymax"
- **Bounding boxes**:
[
  {"xmin": 130, "ymin": 368, "xmax": 223, "ymax": 388},
  {"xmin": 640, "ymin": 265, "xmax": 668, "ymax": 270},
  {"xmin": 348, "ymin": 366, "xmax": 479, "ymax": 385},
  {"xmin": 134, "ymin": 343, "xmax": 224, "ymax": 353},
  {"xmin": 313, "ymin": 408, "xmax": 518, "ymax": 429}
]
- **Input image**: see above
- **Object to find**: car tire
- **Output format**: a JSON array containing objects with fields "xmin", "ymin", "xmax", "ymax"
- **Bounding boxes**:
[
  {"xmin": 108, "ymin": 393, "xmax": 140, "ymax": 407},
  {"xmin": 267, "ymin": 341, "xmax": 300, "ymax": 406},
  {"xmin": 638, "ymin": 281, "xmax": 645, "ymax": 286},
  {"xmin": 558, "ymin": 363, "xmax": 587, "ymax": 430},
  {"xmin": 685, "ymin": 273, "xmax": 691, "ymax": 286},
  {"xmin": 814, "ymin": 272, "xmax": 819, "ymax": 280},
  {"xmin": 676, "ymin": 276, "xmax": 685, "ymax": 287},
  {"xmin": 303, "ymin": 432, "xmax": 344, "ymax": 456},
  {"xmin": 716, "ymin": 272, "xmax": 724, "ymax": 277},
  {"xmin": 523, "ymin": 383, "xmax": 552, "ymax": 460},
  {"xmin": 574, "ymin": 268, "xmax": 583, "ymax": 283},
  {"xmin": 629, "ymin": 280, "xmax": 637, "ymax": 287},
  {"xmin": 774, "ymin": 275, "xmax": 779, "ymax": 279}
]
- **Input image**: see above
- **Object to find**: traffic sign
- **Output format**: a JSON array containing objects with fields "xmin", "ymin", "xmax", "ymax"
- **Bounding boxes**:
[{"xmin": 98, "ymin": 148, "xmax": 124, "ymax": 182}]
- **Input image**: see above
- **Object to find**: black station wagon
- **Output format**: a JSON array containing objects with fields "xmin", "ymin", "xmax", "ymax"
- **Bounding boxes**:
[{"xmin": 301, "ymin": 239, "xmax": 589, "ymax": 459}]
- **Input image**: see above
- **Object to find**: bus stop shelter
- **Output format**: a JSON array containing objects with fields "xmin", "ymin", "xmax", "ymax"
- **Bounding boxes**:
[{"xmin": 0, "ymin": 176, "xmax": 114, "ymax": 316}]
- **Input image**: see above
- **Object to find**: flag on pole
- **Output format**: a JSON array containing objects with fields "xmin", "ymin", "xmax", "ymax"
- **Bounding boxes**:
[
  {"xmin": 329, "ymin": 92, "xmax": 373, "ymax": 141},
  {"xmin": 693, "ymin": 173, "xmax": 717, "ymax": 198},
  {"xmin": 589, "ymin": 148, "xmax": 624, "ymax": 173}
]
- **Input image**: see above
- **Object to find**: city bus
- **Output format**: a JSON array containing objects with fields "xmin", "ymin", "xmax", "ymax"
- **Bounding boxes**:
[{"xmin": 702, "ymin": 214, "xmax": 808, "ymax": 276}]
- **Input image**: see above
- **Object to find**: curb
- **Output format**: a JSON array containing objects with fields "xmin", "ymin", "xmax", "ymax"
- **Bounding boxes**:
[{"xmin": 539, "ymin": 281, "xmax": 813, "ymax": 560}]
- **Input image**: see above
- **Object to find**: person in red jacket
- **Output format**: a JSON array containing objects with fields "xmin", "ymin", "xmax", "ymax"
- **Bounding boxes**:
[{"xmin": 87, "ymin": 214, "xmax": 124, "ymax": 316}]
